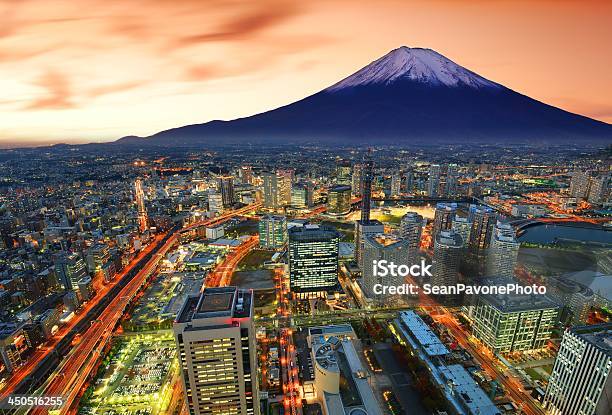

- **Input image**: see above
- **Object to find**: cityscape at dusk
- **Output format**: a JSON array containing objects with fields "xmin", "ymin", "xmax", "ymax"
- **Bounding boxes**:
[{"xmin": 0, "ymin": 2, "xmax": 611, "ymax": 415}]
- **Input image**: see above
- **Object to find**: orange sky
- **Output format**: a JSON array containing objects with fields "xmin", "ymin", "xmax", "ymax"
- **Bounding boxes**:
[{"xmin": 1, "ymin": 0, "xmax": 610, "ymax": 146}]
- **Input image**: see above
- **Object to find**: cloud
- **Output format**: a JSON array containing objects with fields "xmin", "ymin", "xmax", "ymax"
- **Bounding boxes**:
[
  {"xmin": 24, "ymin": 70, "xmax": 75, "ymax": 110},
  {"xmin": 172, "ymin": 1, "xmax": 302, "ymax": 48},
  {"xmin": 87, "ymin": 81, "xmax": 146, "ymax": 98}
]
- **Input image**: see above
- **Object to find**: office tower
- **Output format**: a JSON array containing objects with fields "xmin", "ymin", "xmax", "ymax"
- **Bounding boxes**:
[
  {"xmin": 432, "ymin": 202, "xmax": 457, "ymax": 242},
  {"xmin": 361, "ymin": 151, "xmax": 374, "ymax": 222},
  {"xmin": 276, "ymin": 169, "xmax": 293, "ymax": 206},
  {"xmin": 486, "ymin": 221, "xmax": 519, "ymax": 278},
  {"xmin": 467, "ymin": 205, "xmax": 497, "ymax": 275},
  {"xmin": 258, "ymin": 215, "xmax": 287, "ymax": 249},
  {"xmin": 336, "ymin": 160, "xmax": 352, "ymax": 186},
  {"xmin": 305, "ymin": 181, "xmax": 315, "ymax": 207},
  {"xmin": 588, "ymin": 173, "xmax": 610, "ymax": 205},
  {"xmin": 86, "ymin": 243, "xmax": 110, "ymax": 275},
  {"xmin": 288, "ymin": 225, "xmax": 340, "ymax": 298},
  {"xmin": 362, "ymin": 234, "xmax": 410, "ymax": 304},
  {"xmin": 262, "ymin": 172, "xmax": 280, "ymax": 209},
  {"xmin": 451, "ymin": 215, "xmax": 472, "ymax": 247},
  {"xmin": 544, "ymin": 323, "xmax": 612, "ymax": 415},
  {"xmin": 445, "ymin": 163, "xmax": 459, "ymax": 196},
  {"xmin": 547, "ymin": 276, "xmax": 594, "ymax": 325},
  {"xmin": 399, "ymin": 212, "xmax": 424, "ymax": 263},
  {"xmin": 355, "ymin": 220, "xmax": 384, "ymax": 269},
  {"xmin": 327, "ymin": 185, "xmax": 351, "ymax": 215},
  {"xmin": 290, "ymin": 184, "xmax": 307, "ymax": 208},
  {"xmin": 352, "ymin": 164, "xmax": 364, "ymax": 196},
  {"xmin": 390, "ymin": 173, "xmax": 401, "ymax": 198},
  {"xmin": 208, "ymin": 191, "xmax": 223, "ymax": 213},
  {"xmin": 239, "ymin": 165, "xmax": 253, "ymax": 185},
  {"xmin": 403, "ymin": 169, "xmax": 414, "ymax": 194},
  {"xmin": 54, "ymin": 253, "xmax": 88, "ymax": 291},
  {"xmin": 217, "ymin": 176, "xmax": 235, "ymax": 207},
  {"xmin": 471, "ymin": 283, "xmax": 559, "ymax": 353},
  {"xmin": 427, "ymin": 164, "xmax": 441, "ymax": 197},
  {"xmin": 432, "ymin": 230, "xmax": 463, "ymax": 287},
  {"xmin": 569, "ymin": 170, "xmax": 591, "ymax": 199},
  {"xmin": 174, "ymin": 287, "xmax": 259, "ymax": 415}
]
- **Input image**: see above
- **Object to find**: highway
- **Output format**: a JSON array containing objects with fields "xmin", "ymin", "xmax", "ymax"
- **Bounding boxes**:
[
  {"xmin": 4, "ymin": 203, "xmax": 261, "ymax": 414},
  {"xmin": 205, "ymin": 235, "xmax": 260, "ymax": 288},
  {"xmin": 0, "ymin": 233, "xmax": 167, "ymax": 401}
]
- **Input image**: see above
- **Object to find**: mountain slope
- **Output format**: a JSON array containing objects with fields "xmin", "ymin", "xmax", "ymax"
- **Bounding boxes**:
[{"xmin": 117, "ymin": 46, "xmax": 611, "ymax": 146}]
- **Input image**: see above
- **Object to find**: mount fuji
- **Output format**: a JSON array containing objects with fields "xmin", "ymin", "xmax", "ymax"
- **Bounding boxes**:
[{"xmin": 117, "ymin": 46, "xmax": 611, "ymax": 146}]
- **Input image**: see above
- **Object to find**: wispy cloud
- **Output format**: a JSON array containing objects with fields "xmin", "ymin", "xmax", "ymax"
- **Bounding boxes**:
[{"xmin": 24, "ymin": 70, "xmax": 75, "ymax": 110}]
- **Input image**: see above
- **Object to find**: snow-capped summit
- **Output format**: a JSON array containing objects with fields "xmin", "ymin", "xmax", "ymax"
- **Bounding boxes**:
[{"xmin": 327, "ymin": 46, "xmax": 501, "ymax": 91}]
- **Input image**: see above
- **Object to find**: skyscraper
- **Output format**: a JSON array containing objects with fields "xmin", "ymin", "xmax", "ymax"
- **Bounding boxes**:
[
  {"xmin": 351, "ymin": 164, "xmax": 363, "ymax": 196},
  {"xmin": 432, "ymin": 230, "xmax": 463, "ymax": 287},
  {"xmin": 544, "ymin": 323, "xmax": 612, "ymax": 415},
  {"xmin": 569, "ymin": 170, "xmax": 591, "ymax": 200},
  {"xmin": 336, "ymin": 160, "xmax": 352, "ymax": 186},
  {"xmin": 258, "ymin": 215, "xmax": 287, "ymax": 249},
  {"xmin": 288, "ymin": 225, "xmax": 340, "ymax": 298},
  {"xmin": 354, "ymin": 151, "xmax": 384, "ymax": 268},
  {"xmin": 291, "ymin": 184, "xmax": 307, "ymax": 208},
  {"xmin": 467, "ymin": 204, "xmax": 497, "ymax": 275},
  {"xmin": 399, "ymin": 212, "xmax": 424, "ymax": 264},
  {"xmin": 445, "ymin": 163, "xmax": 459, "ymax": 196},
  {"xmin": 588, "ymin": 173, "xmax": 610, "ymax": 205},
  {"xmin": 363, "ymin": 234, "xmax": 411, "ymax": 304},
  {"xmin": 451, "ymin": 215, "xmax": 472, "ymax": 247},
  {"xmin": 262, "ymin": 172, "xmax": 278, "ymax": 208},
  {"xmin": 327, "ymin": 185, "xmax": 351, "ymax": 215},
  {"xmin": 390, "ymin": 173, "xmax": 401, "ymax": 198},
  {"xmin": 427, "ymin": 164, "xmax": 441, "ymax": 197},
  {"xmin": 432, "ymin": 202, "xmax": 457, "ymax": 242},
  {"xmin": 174, "ymin": 287, "xmax": 259, "ymax": 415},
  {"xmin": 54, "ymin": 253, "xmax": 88, "ymax": 291},
  {"xmin": 217, "ymin": 176, "xmax": 235, "ymax": 207},
  {"xmin": 486, "ymin": 221, "xmax": 519, "ymax": 278},
  {"xmin": 276, "ymin": 169, "xmax": 293, "ymax": 206},
  {"xmin": 239, "ymin": 165, "xmax": 253, "ymax": 185}
]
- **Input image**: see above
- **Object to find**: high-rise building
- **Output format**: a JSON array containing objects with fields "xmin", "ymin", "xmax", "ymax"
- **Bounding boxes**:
[
  {"xmin": 390, "ymin": 173, "xmax": 401, "ymax": 198},
  {"xmin": 327, "ymin": 185, "xmax": 351, "ymax": 215},
  {"xmin": 291, "ymin": 184, "xmax": 307, "ymax": 208},
  {"xmin": 174, "ymin": 287, "xmax": 259, "ymax": 415},
  {"xmin": 360, "ymin": 152, "xmax": 373, "ymax": 223},
  {"xmin": 486, "ymin": 221, "xmax": 519, "ymax": 278},
  {"xmin": 362, "ymin": 234, "xmax": 410, "ymax": 304},
  {"xmin": 445, "ymin": 163, "xmax": 459, "ymax": 196},
  {"xmin": 276, "ymin": 169, "xmax": 293, "ymax": 206},
  {"xmin": 258, "ymin": 215, "xmax": 287, "ymax": 249},
  {"xmin": 544, "ymin": 323, "xmax": 612, "ymax": 415},
  {"xmin": 352, "ymin": 164, "xmax": 363, "ymax": 196},
  {"xmin": 86, "ymin": 243, "xmax": 110, "ymax": 275},
  {"xmin": 263, "ymin": 171, "xmax": 291, "ymax": 209},
  {"xmin": 54, "ymin": 253, "xmax": 88, "ymax": 291},
  {"xmin": 355, "ymin": 220, "xmax": 384, "ymax": 269},
  {"xmin": 217, "ymin": 176, "xmax": 235, "ymax": 207},
  {"xmin": 432, "ymin": 202, "xmax": 457, "ymax": 242},
  {"xmin": 569, "ymin": 170, "xmax": 591, "ymax": 200},
  {"xmin": 239, "ymin": 165, "xmax": 253, "ymax": 185},
  {"xmin": 403, "ymin": 169, "xmax": 414, "ymax": 194},
  {"xmin": 208, "ymin": 191, "xmax": 223, "ymax": 213},
  {"xmin": 451, "ymin": 215, "xmax": 472, "ymax": 247},
  {"xmin": 432, "ymin": 230, "xmax": 463, "ymax": 287},
  {"xmin": 471, "ymin": 283, "xmax": 558, "ymax": 353},
  {"xmin": 427, "ymin": 164, "xmax": 441, "ymax": 197},
  {"xmin": 547, "ymin": 276, "xmax": 594, "ymax": 325},
  {"xmin": 262, "ymin": 172, "xmax": 281, "ymax": 209},
  {"xmin": 467, "ymin": 205, "xmax": 497, "ymax": 274},
  {"xmin": 588, "ymin": 173, "xmax": 610, "ymax": 205},
  {"xmin": 336, "ymin": 160, "xmax": 352, "ymax": 186},
  {"xmin": 288, "ymin": 225, "xmax": 340, "ymax": 298},
  {"xmin": 399, "ymin": 212, "xmax": 424, "ymax": 263}
]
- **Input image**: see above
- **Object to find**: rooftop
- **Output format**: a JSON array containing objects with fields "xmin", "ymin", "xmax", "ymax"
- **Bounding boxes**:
[
  {"xmin": 439, "ymin": 364, "xmax": 501, "ymax": 415},
  {"xmin": 398, "ymin": 311, "xmax": 449, "ymax": 357},
  {"xmin": 175, "ymin": 286, "xmax": 252, "ymax": 323}
]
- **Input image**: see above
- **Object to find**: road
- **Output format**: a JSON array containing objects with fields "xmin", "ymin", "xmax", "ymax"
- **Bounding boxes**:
[
  {"xmin": 205, "ymin": 235, "xmax": 260, "ymax": 288},
  {"xmin": 20, "ymin": 203, "xmax": 261, "ymax": 414},
  {"xmin": 0, "ymin": 233, "xmax": 166, "ymax": 401}
]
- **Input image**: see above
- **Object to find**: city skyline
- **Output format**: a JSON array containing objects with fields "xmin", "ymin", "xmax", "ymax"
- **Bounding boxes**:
[{"xmin": 1, "ymin": 0, "xmax": 612, "ymax": 147}]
